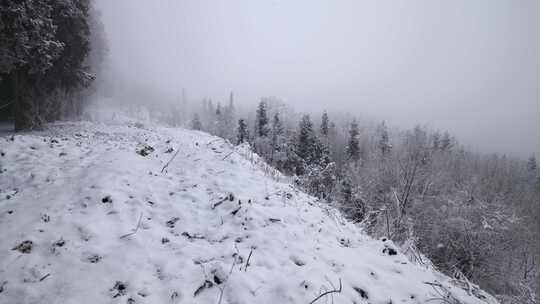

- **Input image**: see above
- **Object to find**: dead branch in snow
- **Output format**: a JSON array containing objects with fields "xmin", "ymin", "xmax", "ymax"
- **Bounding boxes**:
[
  {"xmin": 222, "ymin": 151, "xmax": 234, "ymax": 160},
  {"xmin": 39, "ymin": 273, "xmax": 51, "ymax": 282},
  {"xmin": 309, "ymin": 278, "xmax": 342, "ymax": 304},
  {"xmin": 161, "ymin": 148, "xmax": 180, "ymax": 173},
  {"xmin": 206, "ymin": 139, "xmax": 222, "ymax": 146},
  {"xmin": 216, "ymin": 254, "xmax": 238, "ymax": 304},
  {"xmin": 244, "ymin": 248, "xmax": 254, "ymax": 272},
  {"xmin": 212, "ymin": 198, "xmax": 227, "ymax": 209},
  {"xmin": 120, "ymin": 213, "xmax": 143, "ymax": 239},
  {"xmin": 423, "ymin": 281, "xmax": 463, "ymax": 304}
]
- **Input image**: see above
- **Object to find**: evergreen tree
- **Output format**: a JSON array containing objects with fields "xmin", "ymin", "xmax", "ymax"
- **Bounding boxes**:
[
  {"xmin": 0, "ymin": 2, "xmax": 62, "ymax": 75},
  {"xmin": 1, "ymin": 0, "xmax": 94, "ymax": 130},
  {"xmin": 340, "ymin": 177, "xmax": 354, "ymax": 206},
  {"xmin": 228, "ymin": 91, "xmax": 235, "ymax": 110},
  {"xmin": 527, "ymin": 155, "xmax": 537, "ymax": 172},
  {"xmin": 215, "ymin": 102, "xmax": 222, "ymax": 116},
  {"xmin": 320, "ymin": 111, "xmax": 329, "ymax": 138},
  {"xmin": 347, "ymin": 120, "xmax": 360, "ymax": 162},
  {"xmin": 377, "ymin": 121, "xmax": 391, "ymax": 157},
  {"xmin": 191, "ymin": 113, "xmax": 202, "ymax": 130},
  {"xmin": 535, "ymin": 176, "xmax": 540, "ymax": 193},
  {"xmin": 44, "ymin": 0, "xmax": 93, "ymax": 118},
  {"xmin": 327, "ymin": 121, "xmax": 341, "ymax": 164},
  {"xmin": 216, "ymin": 102, "xmax": 231, "ymax": 139},
  {"xmin": 440, "ymin": 131, "xmax": 453, "ymax": 151},
  {"xmin": 255, "ymin": 100, "xmax": 269, "ymax": 137},
  {"xmin": 223, "ymin": 92, "xmax": 236, "ymax": 141},
  {"xmin": 270, "ymin": 112, "xmax": 284, "ymax": 162},
  {"xmin": 283, "ymin": 134, "xmax": 303, "ymax": 176},
  {"xmin": 225, "ymin": 92, "xmax": 235, "ymax": 122},
  {"xmin": 237, "ymin": 119, "xmax": 249, "ymax": 145},
  {"xmin": 200, "ymin": 98, "xmax": 215, "ymax": 132},
  {"xmin": 337, "ymin": 174, "xmax": 366, "ymax": 222},
  {"xmin": 432, "ymin": 131, "xmax": 441, "ymax": 150},
  {"xmin": 297, "ymin": 114, "xmax": 316, "ymax": 162}
]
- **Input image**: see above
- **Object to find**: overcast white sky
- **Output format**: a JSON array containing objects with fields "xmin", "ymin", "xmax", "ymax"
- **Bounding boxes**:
[{"xmin": 95, "ymin": 0, "xmax": 540, "ymax": 158}]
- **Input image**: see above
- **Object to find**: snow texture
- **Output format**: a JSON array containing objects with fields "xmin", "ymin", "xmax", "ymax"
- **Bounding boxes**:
[{"xmin": 0, "ymin": 121, "xmax": 498, "ymax": 304}]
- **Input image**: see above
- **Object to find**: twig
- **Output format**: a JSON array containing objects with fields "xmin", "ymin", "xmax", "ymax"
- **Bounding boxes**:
[
  {"xmin": 425, "ymin": 299, "xmax": 453, "ymax": 304},
  {"xmin": 323, "ymin": 276, "xmax": 337, "ymax": 304},
  {"xmin": 39, "ymin": 273, "xmax": 51, "ymax": 282},
  {"xmin": 453, "ymin": 269, "xmax": 472, "ymax": 296},
  {"xmin": 206, "ymin": 139, "xmax": 222, "ymax": 146},
  {"xmin": 0, "ymin": 101, "xmax": 13, "ymax": 111},
  {"xmin": 212, "ymin": 197, "xmax": 228, "ymax": 209},
  {"xmin": 222, "ymin": 151, "xmax": 234, "ymax": 160},
  {"xmin": 231, "ymin": 206, "xmax": 241, "ymax": 216},
  {"xmin": 424, "ymin": 281, "xmax": 462, "ymax": 304},
  {"xmin": 244, "ymin": 248, "xmax": 254, "ymax": 272},
  {"xmin": 120, "ymin": 213, "xmax": 143, "ymax": 239},
  {"xmin": 309, "ymin": 278, "xmax": 342, "ymax": 304},
  {"xmin": 423, "ymin": 281, "xmax": 444, "ymax": 288},
  {"xmin": 161, "ymin": 148, "xmax": 180, "ymax": 173},
  {"xmin": 217, "ymin": 254, "xmax": 238, "ymax": 304}
]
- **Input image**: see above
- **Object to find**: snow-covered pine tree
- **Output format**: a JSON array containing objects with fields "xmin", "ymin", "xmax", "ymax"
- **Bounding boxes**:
[
  {"xmin": 295, "ymin": 114, "xmax": 333, "ymax": 195},
  {"xmin": 347, "ymin": 120, "xmax": 361, "ymax": 163},
  {"xmin": 320, "ymin": 111, "xmax": 329, "ymax": 138},
  {"xmin": 431, "ymin": 131, "xmax": 441, "ymax": 151},
  {"xmin": 255, "ymin": 100, "xmax": 269, "ymax": 138},
  {"xmin": 440, "ymin": 131, "xmax": 453, "ymax": 151},
  {"xmin": 270, "ymin": 112, "xmax": 285, "ymax": 164},
  {"xmin": 237, "ymin": 119, "xmax": 249, "ymax": 145},
  {"xmin": 377, "ymin": 121, "xmax": 391, "ymax": 157},
  {"xmin": 282, "ymin": 133, "xmax": 303, "ymax": 176},
  {"xmin": 191, "ymin": 113, "xmax": 203, "ymax": 130},
  {"xmin": 297, "ymin": 114, "xmax": 316, "ymax": 163},
  {"xmin": 1, "ymin": 0, "xmax": 95, "ymax": 130},
  {"xmin": 39, "ymin": 0, "xmax": 94, "ymax": 120},
  {"xmin": 340, "ymin": 177, "xmax": 354, "ymax": 207},
  {"xmin": 327, "ymin": 121, "xmax": 345, "ymax": 168},
  {"xmin": 206, "ymin": 99, "xmax": 215, "ymax": 125},
  {"xmin": 527, "ymin": 155, "xmax": 537, "ymax": 172},
  {"xmin": 215, "ymin": 102, "xmax": 222, "ymax": 116},
  {"xmin": 337, "ymin": 173, "xmax": 366, "ymax": 222},
  {"xmin": 252, "ymin": 100, "xmax": 271, "ymax": 156},
  {"xmin": 0, "ymin": 2, "xmax": 62, "ymax": 76},
  {"xmin": 213, "ymin": 102, "xmax": 225, "ymax": 137},
  {"xmin": 222, "ymin": 91, "xmax": 236, "ymax": 141}
]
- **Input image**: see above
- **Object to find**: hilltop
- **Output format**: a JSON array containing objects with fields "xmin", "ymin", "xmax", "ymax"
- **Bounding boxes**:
[{"xmin": 0, "ymin": 121, "xmax": 498, "ymax": 304}]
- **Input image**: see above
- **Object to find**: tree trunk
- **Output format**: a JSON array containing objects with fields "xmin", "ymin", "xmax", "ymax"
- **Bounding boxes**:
[
  {"xmin": 13, "ymin": 70, "xmax": 38, "ymax": 131},
  {"xmin": 13, "ymin": 70, "xmax": 26, "ymax": 131}
]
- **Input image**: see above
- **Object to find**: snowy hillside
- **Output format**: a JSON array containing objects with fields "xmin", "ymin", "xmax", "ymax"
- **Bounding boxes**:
[{"xmin": 0, "ymin": 121, "xmax": 498, "ymax": 304}]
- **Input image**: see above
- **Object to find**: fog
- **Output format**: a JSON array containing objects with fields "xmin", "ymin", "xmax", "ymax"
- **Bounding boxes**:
[{"xmin": 94, "ymin": 0, "xmax": 540, "ymax": 158}]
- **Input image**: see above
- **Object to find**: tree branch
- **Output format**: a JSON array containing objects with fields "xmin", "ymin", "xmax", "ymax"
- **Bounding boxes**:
[
  {"xmin": 309, "ymin": 278, "xmax": 342, "ymax": 304},
  {"xmin": 161, "ymin": 148, "xmax": 180, "ymax": 173}
]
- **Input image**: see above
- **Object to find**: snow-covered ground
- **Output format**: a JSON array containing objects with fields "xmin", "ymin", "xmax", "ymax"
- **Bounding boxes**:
[{"xmin": 0, "ymin": 121, "xmax": 498, "ymax": 304}]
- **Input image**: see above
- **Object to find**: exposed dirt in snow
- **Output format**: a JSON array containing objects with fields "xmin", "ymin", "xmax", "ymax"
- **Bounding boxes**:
[{"xmin": 0, "ymin": 121, "xmax": 498, "ymax": 304}]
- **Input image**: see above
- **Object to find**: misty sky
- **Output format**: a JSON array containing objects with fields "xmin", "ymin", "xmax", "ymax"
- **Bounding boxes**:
[{"xmin": 94, "ymin": 0, "xmax": 540, "ymax": 158}]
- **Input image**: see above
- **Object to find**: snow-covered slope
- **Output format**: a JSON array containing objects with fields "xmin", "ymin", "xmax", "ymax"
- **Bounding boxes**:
[{"xmin": 0, "ymin": 121, "xmax": 497, "ymax": 304}]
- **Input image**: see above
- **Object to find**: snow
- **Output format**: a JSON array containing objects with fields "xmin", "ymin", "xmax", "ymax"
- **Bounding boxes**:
[{"xmin": 0, "ymin": 121, "xmax": 498, "ymax": 304}]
